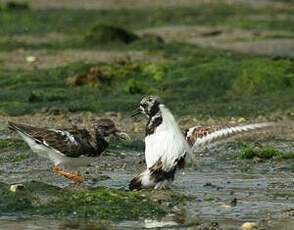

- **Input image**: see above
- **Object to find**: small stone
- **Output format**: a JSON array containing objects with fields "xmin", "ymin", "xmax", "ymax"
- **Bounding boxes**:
[
  {"xmin": 221, "ymin": 204, "xmax": 232, "ymax": 210},
  {"xmin": 9, "ymin": 184, "xmax": 26, "ymax": 192},
  {"xmin": 231, "ymin": 197, "xmax": 237, "ymax": 207},
  {"xmin": 241, "ymin": 222, "xmax": 257, "ymax": 230},
  {"xmin": 26, "ymin": 56, "xmax": 37, "ymax": 63}
]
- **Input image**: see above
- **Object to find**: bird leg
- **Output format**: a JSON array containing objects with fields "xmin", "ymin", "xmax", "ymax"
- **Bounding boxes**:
[{"xmin": 52, "ymin": 166, "xmax": 84, "ymax": 183}]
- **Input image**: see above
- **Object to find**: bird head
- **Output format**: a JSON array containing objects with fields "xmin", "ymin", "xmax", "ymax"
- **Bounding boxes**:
[
  {"xmin": 92, "ymin": 118, "xmax": 130, "ymax": 140},
  {"xmin": 131, "ymin": 95, "xmax": 161, "ymax": 119}
]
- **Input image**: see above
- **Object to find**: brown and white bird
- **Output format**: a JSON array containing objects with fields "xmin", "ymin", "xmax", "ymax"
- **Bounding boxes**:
[
  {"xmin": 8, "ymin": 118, "xmax": 129, "ymax": 184},
  {"xmin": 129, "ymin": 95, "xmax": 273, "ymax": 190}
]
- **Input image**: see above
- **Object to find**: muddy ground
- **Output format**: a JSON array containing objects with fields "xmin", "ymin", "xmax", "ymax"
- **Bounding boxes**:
[{"xmin": 0, "ymin": 113, "xmax": 293, "ymax": 229}]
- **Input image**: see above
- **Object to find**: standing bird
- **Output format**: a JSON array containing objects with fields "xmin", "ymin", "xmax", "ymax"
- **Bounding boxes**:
[
  {"xmin": 129, "ymin": 96, "xmax": 191, "ymax": 190},
  {"xmin": 8, "ymin": 118, "xmax": 129, "ymax": 184},
  {"xmin": 129, "ymin": 96, "xmax": 273, "ymax": 190}
]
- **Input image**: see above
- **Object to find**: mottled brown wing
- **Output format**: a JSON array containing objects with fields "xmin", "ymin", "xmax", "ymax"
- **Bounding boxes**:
[
  {"xmin": 185, "ymin": 126, "xmax": 221, "ymax": 146},
  {"xmin": 8, "ymin": 122, "xmax": 96, "ymax": 157}
]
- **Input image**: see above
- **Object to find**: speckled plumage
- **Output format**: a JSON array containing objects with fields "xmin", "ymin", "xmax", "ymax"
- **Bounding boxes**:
[{"xmin": 8, "ymin": 119, "xmax": 129, "ymax": 167}]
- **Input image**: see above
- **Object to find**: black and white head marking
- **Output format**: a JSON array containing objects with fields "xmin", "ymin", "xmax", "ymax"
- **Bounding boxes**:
[
  {"xmin": 138, "ymin": 95, "xmax": 161, "ymax": 118},
  {"xmin": 133, "ymin": 95, "xmax": 163, "ymax": 136}
]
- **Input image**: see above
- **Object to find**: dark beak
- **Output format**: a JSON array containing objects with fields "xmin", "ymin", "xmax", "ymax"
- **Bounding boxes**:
[
  {"xmin": 114, "ymin": 129, "xmax": 130, "ymax": 140},
  {"xmin": 131, "ymin": 107, "xmax": 142, "ymax": 118}
]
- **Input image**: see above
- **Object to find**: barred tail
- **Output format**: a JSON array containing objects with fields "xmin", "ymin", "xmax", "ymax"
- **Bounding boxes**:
[
  {"xmin": 191, "ymin": 122, "xmax": 274, "ymax": 151},
  {"xmin": 7, "ymin": 121, "xmax": 19, "ymax": 132}
]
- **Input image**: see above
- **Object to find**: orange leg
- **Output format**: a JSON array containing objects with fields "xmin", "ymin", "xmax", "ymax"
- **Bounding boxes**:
[{"xmin": 52, "ymin": 166, "xmax": 84, "ymax": 183}]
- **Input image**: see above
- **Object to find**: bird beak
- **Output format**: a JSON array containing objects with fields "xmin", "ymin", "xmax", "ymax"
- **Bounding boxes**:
[
  {"xmin": 131, "ymin": 107, "xmax": 142, "ymax": 118},
  {"xmin": 114, "ymin": 130, "xmax": 130, "ymax": 140}
]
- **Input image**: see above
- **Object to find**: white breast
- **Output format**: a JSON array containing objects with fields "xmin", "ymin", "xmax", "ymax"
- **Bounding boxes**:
[{"xmin": 145, "ymin": 105, "xmax": 190, "ymax": 170}]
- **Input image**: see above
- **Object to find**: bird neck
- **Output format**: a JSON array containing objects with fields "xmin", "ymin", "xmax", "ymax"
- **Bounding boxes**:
[{"xmin": 145, "ymin": 110, "xmax": 163, "ymax": 136}]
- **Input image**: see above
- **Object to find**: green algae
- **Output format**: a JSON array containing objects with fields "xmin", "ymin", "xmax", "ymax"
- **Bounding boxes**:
[
  {"xmin": 0, "ymin": 139, "xmax": 27, "ymax": 150},
  {"xmin": 229, "ymin": 59, "xmax": 293, "ymax": 97},
  {"xmin": 0, "ymin": 154, "xmax": 29, "ymax": 163},
  {"xmin": 85, "ymin": 24, "xmax": 138, "ymax": 45},
  {"xmin": 0, "ymin": 1, "xmax": 293, "ymax": 118},
  {"xmin": 1, "ymin": 46, "xmax": 293, "ymax": 118},
  {"xmin": 0, "ymin": 181, "xmax": 166, "ymax": 221},
  {"xmin": 239, "ymin": 147, "xmax": 294, "ymax": 160},
  {"xmin": 0, "ymin": 2, "xmax": 293, "ymax": 38},
  {"xmin": 42, "ymin": 188, "xmax": 165, "ymax": 220}
]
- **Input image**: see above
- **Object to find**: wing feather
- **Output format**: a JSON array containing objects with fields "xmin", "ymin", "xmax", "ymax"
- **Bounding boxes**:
[{"xmin": 8, "ymin": 122, "xmax": 97, "ymax": 157}]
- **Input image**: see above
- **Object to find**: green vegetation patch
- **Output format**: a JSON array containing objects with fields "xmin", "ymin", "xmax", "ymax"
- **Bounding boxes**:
[
  {"xmin": 28, "ymin": 90, "xmax": 66, "ymax": 103},
  {"xmin": 0, "ymin": 181, "xmax": 166, "ymax": 220},
  {"xmin": 0, "ymin": 139, "xmax": 29, "ymax": 163},
  {"xmin": 1, "ymin": 2, "xmax": 293, "ymax": 38},
  {"xmin": 41, "ymin": 188, "xmax": 165, "ymax": 220},
  {"xmin": 85, "ymin": 24, "xmax": 139, "ymax": 45},
  {"xmin": 239, "ymin": 147, "xmax": 294, "ymax": 160},
  {"xmin": 0, "ymin": 43, "xmax": 293, "ymax": 117},
  {"xmin": 0, "ymin": 153, "xmax": 29, "ymax": 163},
  {"xmin": 0, "ymin": 1, "xmax": 30, "ymax": 11},
  {"xmin": 66, "ymin": 61, "xmax": 168, "ymax": 95},
  {"xmin": 0, "ymin": 139, "xmax": 27, "ymax": 150},
  {"xmin": 229, "ymin": 59, "xmax": 294, "ymax": 97}
]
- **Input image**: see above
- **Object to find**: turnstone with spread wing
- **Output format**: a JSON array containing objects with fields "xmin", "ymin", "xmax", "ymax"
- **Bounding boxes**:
[
  {"xmin": 8, "ymin": 118, "xmax": 129, "ymax": 183},
  {"xmin": 129, "ymin": 96, "xmax": 191, "ymax": 190},
  {"xmin": 129, "ymin": 95, "xmax": 274, "ymax": 190}
]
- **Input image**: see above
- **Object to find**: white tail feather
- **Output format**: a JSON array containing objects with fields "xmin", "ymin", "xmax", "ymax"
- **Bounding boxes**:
[{"xmin": 192, "ymin": 122, "xmax": 274, "ymax": 152}]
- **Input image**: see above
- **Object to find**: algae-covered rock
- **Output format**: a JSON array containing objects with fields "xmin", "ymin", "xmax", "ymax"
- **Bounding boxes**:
[
  {"xmin": 4, "ymin": 1, "xmax": 30, "ymax": 11},
  {"xmin": 85, "ymin": 24, "xmax": 139, "ymax": 44},
  {"xmin": 40, "ymin": 187, "xmax": 166, "ymax": 220},
  {"xmin": 0, "ymin": 182, "xmax": 35, "ymax": 214},
  {"xmin": 239, "ymin": 147, "xmax": 294, "ymax": 160},
  {"xmin": 0, "ymin": 181, "xmax": 166, "ymax": 221}
]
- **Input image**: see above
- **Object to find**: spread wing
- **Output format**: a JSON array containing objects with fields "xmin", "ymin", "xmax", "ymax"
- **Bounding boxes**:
[
  {"xmin": 185, "ymin": 122, "xmax": 274, "ymax": 151},
  {"xmin": 185, "ymin": 126, "xmax": 221, "ymax": 146},
  {"xmin": 8, "ymin": 122, "xmax": 98, "ymax": 157},
  {"xmin": 145, "ymin": 105, "xmax": 191, "ymax": 170}
]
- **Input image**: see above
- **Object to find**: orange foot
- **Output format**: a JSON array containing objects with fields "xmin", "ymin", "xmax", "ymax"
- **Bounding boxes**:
[{"xmin": 52, "ymin": 166, "xmax": 84, "ymax": 183}]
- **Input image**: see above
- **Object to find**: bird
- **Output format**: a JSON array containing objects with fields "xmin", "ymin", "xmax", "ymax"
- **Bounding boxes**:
[
  {"xmin": 129, "ymin": 95, "xmax": 274, "ymax": 190},
  {"xmin": 129, "ymin": 95, "xmax": 191, "ymax": 190},
  {"xmin": 8, "ymin": 118, "xmax": 130, "ymax": 184}
]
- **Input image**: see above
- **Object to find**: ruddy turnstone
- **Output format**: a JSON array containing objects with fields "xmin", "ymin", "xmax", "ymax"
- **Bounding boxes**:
[
  {"xmin": 129, "ymin": 95, "xmax": 191, "ymax": 190},
  {"xmin": 129, "ymin": 95, "xmax": 273, "ymax": 190},
  {"xmin": 8, "ymin": 118, "xmax": 129, "ymax": 183}
]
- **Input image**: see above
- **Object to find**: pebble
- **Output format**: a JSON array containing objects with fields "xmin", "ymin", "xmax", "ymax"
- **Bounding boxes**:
[
  {"xmin": 231, "ymin": 197, "xmax": 237, "ymax": 206},
  {"xmin": 9, "ymin": 184, "xmax": 26, "ymax": 192},
  {"xmin": 241, "ymin": 222, "xmax": 257, "ymax": 230},
  {"xmin": 221, "ymin": 204, "xmax": 232, "ymax": 210},
  {"xmin": 25, "ymin": 56, "xmax": 37, "ymax": 63}
]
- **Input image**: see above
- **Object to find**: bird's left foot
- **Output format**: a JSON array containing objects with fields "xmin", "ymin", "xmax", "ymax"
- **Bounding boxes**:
[{"xmin": 52, "ymin": 166, "xmax": 85, "ymax": 184}]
